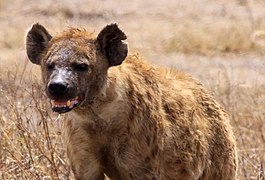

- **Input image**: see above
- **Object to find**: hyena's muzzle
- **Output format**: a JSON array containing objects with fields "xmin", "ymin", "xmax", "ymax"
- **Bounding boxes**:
[{"xmin": 46, "ymin": 68, "xmax": 84, "ymax": 113}]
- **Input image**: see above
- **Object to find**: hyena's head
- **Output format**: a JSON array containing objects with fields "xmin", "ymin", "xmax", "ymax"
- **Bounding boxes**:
[{"xmin": 26, "ymin": 23, "xmax": 128, "ymax": 113}]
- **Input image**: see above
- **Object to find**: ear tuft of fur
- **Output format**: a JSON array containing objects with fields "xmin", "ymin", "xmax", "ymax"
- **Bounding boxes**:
[
  {"xmin": 97, "ymin": 24, "xmax": 128, "ymax": 67},
  {"xmin": 26, "ymin": 23, "xmax": 52, "ymax": 65}
]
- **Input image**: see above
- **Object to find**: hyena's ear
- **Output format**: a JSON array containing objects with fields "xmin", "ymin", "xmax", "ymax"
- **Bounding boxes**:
[
  {"xmin": 97, "ymin": 24, "xmax": 128, "ymax": 67},
  {"xmin": 26, "ymin": 23, "xmax": 52, "ymax": 65}
]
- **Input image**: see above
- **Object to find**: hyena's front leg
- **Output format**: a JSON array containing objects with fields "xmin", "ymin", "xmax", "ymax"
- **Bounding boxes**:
[
  {"xmin": 64, "ymin": 120, "xmax": 104, "ymax": 180},
  {"xmin": 69, "ymin": 153, "xmax": 104, "ymax": 180}
]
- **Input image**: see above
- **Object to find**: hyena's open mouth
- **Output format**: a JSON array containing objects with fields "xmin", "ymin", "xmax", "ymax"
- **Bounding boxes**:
[{"xmin": 50, "ymin": 95, "xmax": 85, "ymax": 113}]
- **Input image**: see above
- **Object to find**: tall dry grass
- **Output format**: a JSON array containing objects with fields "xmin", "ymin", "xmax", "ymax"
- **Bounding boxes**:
[
  {"xmin": 0, "ymin": 68, "xmax": 72, "ymax": 179},
  {"xmin": 210, "ymin": 75, "xmax": 265, "ymax": 180},
  {"xmin": 163, "ymin": 0, "xmax": 265, "ymax": 56},
  {"xmin": 164, "ymin": 21, "xmax": 256, "ymax": 55}
]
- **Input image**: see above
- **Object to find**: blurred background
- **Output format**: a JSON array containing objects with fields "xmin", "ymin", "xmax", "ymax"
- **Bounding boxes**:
[{"xmin": 0, "ymin": 0, "xmax": 265, "ymax": 179}]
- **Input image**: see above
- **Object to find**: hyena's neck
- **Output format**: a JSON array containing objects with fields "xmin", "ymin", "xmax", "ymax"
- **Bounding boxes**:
[
  {"xmin": 74, "ymin": 72, "xmax": 127, "ymax": 122},
  {"xmin": 92, "ymin": 75, "xmax": 120, "ymax": 108}
]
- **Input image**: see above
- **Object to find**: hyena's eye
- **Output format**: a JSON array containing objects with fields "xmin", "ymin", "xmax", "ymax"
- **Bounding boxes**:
[
  {"xmin": 46, "ymin": 62, "xmax": 55, "ymax": 70},
  {"xmin": 72, "ymin": 63, "xmax": 89, "ymax": 72}
]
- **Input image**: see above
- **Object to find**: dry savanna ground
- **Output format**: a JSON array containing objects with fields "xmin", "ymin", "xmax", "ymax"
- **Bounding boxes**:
[{"xmin": 0, "ymin": 0, "xmax": 265, "ymax": 179}]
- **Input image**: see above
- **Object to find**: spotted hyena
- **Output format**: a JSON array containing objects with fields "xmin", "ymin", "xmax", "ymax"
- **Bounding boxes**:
[{"xmin": 26, "ymin": 23, "xmax": 237, "ymax": 180}]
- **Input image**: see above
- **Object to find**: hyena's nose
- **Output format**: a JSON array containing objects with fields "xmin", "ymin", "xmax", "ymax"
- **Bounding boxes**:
[{"xmin": 48, "ymin": 82, "xmax": 68, "ymax": 95}]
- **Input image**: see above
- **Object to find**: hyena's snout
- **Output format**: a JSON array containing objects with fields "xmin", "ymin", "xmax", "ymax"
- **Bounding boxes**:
[
  {"xmin": 46, "ymin": 69, "xmax": 84, "ymax": 114},
  {"xmin": 48, "ymin": 80, "xmax": 68, "ymax": 96},
  {"xmin": 46, "ymin": 70, "xmax": 76, "ymax": 100}
]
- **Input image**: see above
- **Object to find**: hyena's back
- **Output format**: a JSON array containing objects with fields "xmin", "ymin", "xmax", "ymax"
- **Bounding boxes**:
[{"xmin": 106, "ymin": 55, "xmax": 237, "ymax": 179}]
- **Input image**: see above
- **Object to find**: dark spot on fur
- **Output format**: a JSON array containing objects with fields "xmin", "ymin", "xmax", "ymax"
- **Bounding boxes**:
[
  {"xmin": 151, "ymin": 145, "xmax": 158, "ymax": 158},
  {"xmin": 145, "ymin": 156, "xmax": 151, "ymax": 163},
  {"xmin": 152, "ymin": 176, "xmax": 158, "ymax": 180},
  {"xmin": 175, "ymin": 159, "xmax": 181, "ymax": 164},
  {"xmin": 143, "ymin": 76, "xmax": 152, "ymax": 85},
  {"xmin": 127, "ymin": 125, "xmax": 130, "ymax": 132},
  {"xmin": 129, "ymin": 173, "xmax": 133, "ymax": 179},
  {"xmin": 146, "ymin": 136, "xmax": 151, "ymax": 145},
  {"xmin": 146, "ymin": 91, "xmax": 152, "ymax": 101},
  {"xmin": 100, "ymin": 146, "xmax": 109, "ymax": 165},
  {"xmin": 163, "ymin": 103, "xmax": 171, "ymax": 114},
  {"xmin": 143, "ymin": 165, "xmax": 152, "ymax": 173},
  {"xmin": 129, "ymin": 106, "xmax": 136, "ymax": 122},
  {"xmin": 127, "ymin": 78, "xmax": 135, "ymax": 98},
  {"xmin": 118, "ymin": 144, "xmax": 126, "ymax": 158},
  {"xmin": 179, "ymin": 168, "xmax": 188, "ymax": 175}
]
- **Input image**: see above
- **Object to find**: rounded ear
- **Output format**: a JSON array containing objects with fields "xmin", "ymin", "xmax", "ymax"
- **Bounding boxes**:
[
  {"xmin": 97, "ymin": 24, "xmax": 128, "ymax": 67},
  {"xmin": 26, "ymin": 23, "xmax": 52, "ymax": 65}
]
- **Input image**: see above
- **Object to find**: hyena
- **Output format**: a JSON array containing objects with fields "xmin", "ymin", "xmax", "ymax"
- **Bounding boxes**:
[{"xmin": 26, "ymin": 23, "xmax": 237, "ymax": 180}]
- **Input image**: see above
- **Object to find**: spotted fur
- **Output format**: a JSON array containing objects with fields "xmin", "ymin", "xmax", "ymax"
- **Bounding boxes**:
[{"xmin": 26, "ymin": 23, "xmax": 237, "ymax": 180}]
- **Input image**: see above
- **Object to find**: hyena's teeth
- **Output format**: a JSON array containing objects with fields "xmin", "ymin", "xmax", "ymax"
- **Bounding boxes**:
[
  {"xmin": 67, "ymin": 100, "xmax": 71, "ymax": 107},
  {"xmin": 51, "ymin": 100, "xmax": 55, "ymax": 106},
  {"xmin": 74, "ymin": 96, "xmax": 79, "ymax": 100}
]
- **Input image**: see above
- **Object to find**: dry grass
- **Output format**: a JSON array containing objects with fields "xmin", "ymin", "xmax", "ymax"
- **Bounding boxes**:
[
  {"xmin": 165, "ymin": 21, "xmax": 257, "ymax": 55},
  {"xmin": 210, "ymin": 76, "xmax": 265, "ymax": 180},
  {"xmin": 0, "ymin": 69, "xmax": 72, "ymax": 179},
  {"xmin": 0, "ymin": 0, "xmax": 265, "ymax": 179}
]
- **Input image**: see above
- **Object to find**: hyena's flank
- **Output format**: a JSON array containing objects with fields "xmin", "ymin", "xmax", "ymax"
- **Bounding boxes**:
[{"xmin": 26, "ymin": 23, "xmax": 237, "ymax": 180}]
